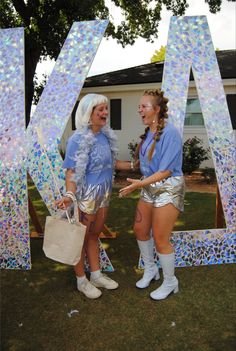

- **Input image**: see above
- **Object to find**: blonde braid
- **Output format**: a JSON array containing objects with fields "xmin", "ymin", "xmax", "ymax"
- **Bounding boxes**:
[
  {"xmin": 134, "ymin": 127, "xmax": 149, "ymax": 160},
  {"xmin": 143, "ymin": 89, "xmax": 169, "ymax": 161},
  {"xmin": 148, "ymin": 118, "xmax": 165, "ymax": 160}
]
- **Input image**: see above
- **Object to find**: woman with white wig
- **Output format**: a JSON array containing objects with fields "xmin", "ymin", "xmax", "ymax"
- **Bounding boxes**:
[{"xmin": 56, "ymin": 93, "xmax": 134, "ymax": 299}]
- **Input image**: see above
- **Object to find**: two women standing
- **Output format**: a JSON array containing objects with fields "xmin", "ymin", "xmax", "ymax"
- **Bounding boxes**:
[{"xmin": 57, "ymin": 89, "xmax": 184, "ymax": 300}]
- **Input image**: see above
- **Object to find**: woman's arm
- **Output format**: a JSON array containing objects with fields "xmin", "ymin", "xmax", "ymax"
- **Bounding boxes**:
[
  {"xmin": 115, "ymin": 159, "xmax": 139, "ymax": 171},
  {"xmin": 55, "ymin": 169, "xmax": 77, "ymax": 209},
  {"xmin": 119, "ymin": 170, "xmax": 171, "ymax": 197},
  {"xmin": 65, "ymin": 169, "xmax": 77, "ymax": 194},
  {"xmin": 115, "ymin": 159, "xmax": 133, "ymax": 171},
  {"xmin": 136, "ymin": 170, "xmax": 171, "ymax": 188}
]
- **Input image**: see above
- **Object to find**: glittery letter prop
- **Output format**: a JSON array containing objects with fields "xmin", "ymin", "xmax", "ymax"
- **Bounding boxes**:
[
  {"xmin": 138, "ymin": 16, "xmax": 235, "ymax": 269},
  {"xmin": 165, "ymin": 16, "xmax": 235, "ymax": 266},
  {"xmin": 0, "ymin": 28, "xmax": 29, "ymax": 269},
  {"xmin": 1, "ymin": 21, "xmax": 114, "ymax": 271}
]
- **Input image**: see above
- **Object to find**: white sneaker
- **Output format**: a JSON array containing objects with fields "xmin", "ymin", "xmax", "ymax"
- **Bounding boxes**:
[
  {"xmin": 90, "ymin": 273, "xmax": 119, "ymax": 290},
  {"xmin": 77, "ymin": 278, "xmax": 102, "ymax": 299}
]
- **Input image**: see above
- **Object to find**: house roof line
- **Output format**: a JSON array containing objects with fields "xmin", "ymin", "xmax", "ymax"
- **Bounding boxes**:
[{"xmin": 84, "ymin": 50, "xmax": 236, "ymax": 88}]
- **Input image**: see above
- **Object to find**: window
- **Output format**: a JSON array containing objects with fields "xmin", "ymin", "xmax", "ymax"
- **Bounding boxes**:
[
  {"xmin": 226, "ymin": 94, "xmax": 236, "ymax": 130},
  {"xmin": 110, "ymin": 99, "xmax": 121, "ymax": 130},
  {"xmin": 185, "ymin": 98, "xmax": 204, "ymax": 126},
  {"xmin": 71, "ymin": 101, "xmax": 79, "ymax": 130}
]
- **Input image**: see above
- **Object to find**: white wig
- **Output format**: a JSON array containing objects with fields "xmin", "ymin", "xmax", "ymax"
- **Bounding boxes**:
[{"xmin": 75, "ymin": 93, "xmax": 108, "ymax": 129}]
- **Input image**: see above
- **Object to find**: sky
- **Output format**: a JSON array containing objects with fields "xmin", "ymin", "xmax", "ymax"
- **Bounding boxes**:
[{"xmin": 36, "ymin": 0, "xmax": 236, "ymax": 79}]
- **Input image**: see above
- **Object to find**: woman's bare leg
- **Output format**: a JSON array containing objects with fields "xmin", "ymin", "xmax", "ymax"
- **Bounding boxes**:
[
  {"xmin": 74, "ymin": 207, "xmax": 108, "ymax": 277},
  {"xmin": 86, "ymin": 207, "xmax": 108, "ymax": 272},
  {"xmin": 133, "ymin": 200, "xmax": 152, "ymax": 240},
  {"xmin": 152, "ymin": 203, "xmax": 180, "ymax": 254}
]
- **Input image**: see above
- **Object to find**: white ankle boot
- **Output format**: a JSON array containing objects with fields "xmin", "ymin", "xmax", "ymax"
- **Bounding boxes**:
[
  {"xmin": 150, "ymin": 252, "xmax": 178, "ymax": 300},
  {"xmin": 136, "ymin": 238, "xmax": 160, "ymax": 289}
]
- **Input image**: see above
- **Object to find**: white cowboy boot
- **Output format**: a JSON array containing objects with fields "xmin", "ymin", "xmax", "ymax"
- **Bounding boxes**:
[
  {"xmin": 150, "ymin": 252, "xmax": 178, "ymax": 300},
  {"xmin": 136, "ymin": 238, "xmax": 160, "ymax": 289}
]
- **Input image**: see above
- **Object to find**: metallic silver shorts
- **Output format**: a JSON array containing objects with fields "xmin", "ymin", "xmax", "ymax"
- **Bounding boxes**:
[
  {"xmin": 76, "ymin": 179, "xmax": 112, "ymax": 215},
  {"xmin": 140, "ymin": 176, "xmax": 185, "ymax": 212}
]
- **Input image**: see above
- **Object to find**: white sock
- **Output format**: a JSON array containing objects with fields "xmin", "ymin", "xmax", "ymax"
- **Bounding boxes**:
[
  {"xmin": 76, "ymin": 275, "xmax": 86, "ymax": 286},
  {"xmin": 90, "ymin": 270, "xmax": 101, "ymax": 280}
]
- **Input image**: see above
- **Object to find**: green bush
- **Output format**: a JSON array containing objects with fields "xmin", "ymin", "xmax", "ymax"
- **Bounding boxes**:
[
  {"xmin": 128, "ymin": 136, "xmax": 210, "ymax": 176},
  {"xmin": 183, "ymin": 137, "xmax": 210, "ymax": 174},
  {"xmin": 128, "ymin": 140, "xmax": 138, "ymax": 160},
  {"xmin": 202, "ymin": 167, "xmax": 216, "ymax": 183}
]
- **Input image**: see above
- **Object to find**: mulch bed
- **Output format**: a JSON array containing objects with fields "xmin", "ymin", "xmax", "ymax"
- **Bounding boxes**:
[{"xmin": 184, "ymin": 174, "xmax": 216, "ymax": 193}]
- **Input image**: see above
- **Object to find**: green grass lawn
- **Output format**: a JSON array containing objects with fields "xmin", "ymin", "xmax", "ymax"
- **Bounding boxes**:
[
  {"xmin": 1, "ymin": 187, "xmax": 235, "ymax": 351},
  {"xmin": 28, "ymin": 184, "xmax": 219, "ymax": 233},
  {"xmin": 108, "ymin": 188, "xmax": 219, "ymax": 232}
]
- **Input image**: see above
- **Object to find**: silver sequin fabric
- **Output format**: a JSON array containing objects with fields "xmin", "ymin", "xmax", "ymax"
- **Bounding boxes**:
[
  {"xmin": 77, "ymin": 179, "xmax": 112, "ymax": 215},
  {"xmin": 140, "ymin": 176, "xmax": 185, "ymax": 212}
]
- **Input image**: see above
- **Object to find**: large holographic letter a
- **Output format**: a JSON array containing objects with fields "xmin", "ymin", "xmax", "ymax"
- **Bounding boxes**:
[{"xmin": 162, "ymin": 16, "xmax": 235, "ymax": 266}]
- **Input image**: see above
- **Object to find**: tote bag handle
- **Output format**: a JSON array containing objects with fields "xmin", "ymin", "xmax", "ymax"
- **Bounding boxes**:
[{"xmin": 64, "ymin": 192, "xmax": 80, "ymax": 224}]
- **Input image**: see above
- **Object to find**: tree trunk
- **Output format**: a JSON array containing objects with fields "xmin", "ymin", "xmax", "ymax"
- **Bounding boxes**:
[
  {"xmin": 215, "ymin": 185, "xmax": 225, "ymax": 228},
  {"xmin": 25, "ymin": 44, "xmax": 40, "ymax": 127}
]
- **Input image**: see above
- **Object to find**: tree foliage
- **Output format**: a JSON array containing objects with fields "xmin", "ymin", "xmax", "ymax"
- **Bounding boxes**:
[
  {"xmin": 183, "ymin": 137, "xmax": 210, "ymax": 174},
  {"xmin": 150, "ymin": 45, "xmax": 220, "ymax": 63},
  {"xmin": 0, "ymin": 0, "xmax": 234, "ymax": 124},
  {"xmin": 151, "ymin": 45, "xmax": 166, "ymax": 62},
  {"xmin": 204, "ymin": 0, "xmax": 235, "ymax": 13}
]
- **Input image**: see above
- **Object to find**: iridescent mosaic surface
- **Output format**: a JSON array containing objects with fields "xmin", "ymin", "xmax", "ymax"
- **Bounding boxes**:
[
  {"xmin": 139, "ymin": 228, "xmax": 235, "ymax": 268},
  {"xmin": 162, "ymin": 16, "xmax": 236, "ymax": 231},
  {"xmin": 27, "ymin": 20, "xmax": 109, "ymax": 214},
  {"xmin": 0, "ymin": 28, "xmax": 31, "ymax": 269},
  {"xmin": 139, "ymin": 16, "xmax": 235, "ymax": 268},
  {"xmin": 1, "ymin": 21, "xmax": 114, "ymax": 271}
]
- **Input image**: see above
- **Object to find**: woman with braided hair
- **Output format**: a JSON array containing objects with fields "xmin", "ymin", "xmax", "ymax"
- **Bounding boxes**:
[{"xmin": 119, "ymin": 89, "xmax": 185, "ymax": 300}]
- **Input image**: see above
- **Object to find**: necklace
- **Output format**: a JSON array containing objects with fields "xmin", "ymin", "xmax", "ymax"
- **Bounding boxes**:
[{"xmin": 140, "ymin": 135, "xmax": 154, "ymax": 157}]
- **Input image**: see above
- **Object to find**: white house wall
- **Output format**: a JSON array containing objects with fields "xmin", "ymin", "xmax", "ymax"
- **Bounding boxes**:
[{"xmin": 60, "ymin": 80, "xmax": 235, "ymax": 169}]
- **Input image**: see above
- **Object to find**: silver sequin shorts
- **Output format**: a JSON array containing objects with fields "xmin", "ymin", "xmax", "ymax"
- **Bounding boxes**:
[
  {"xmin": 140, "ymin": 176, "xmax": 185, "ymax": 212},
  {"xmin": 76, "ymin": 179, "xmax": 112, "ymax": 215}
]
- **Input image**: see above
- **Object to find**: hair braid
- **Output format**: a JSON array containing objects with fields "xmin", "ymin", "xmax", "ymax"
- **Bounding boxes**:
[
  {"xmin": 141, "ymin": 89, "xmax": 169, "ymax": 161},
  {"xmin": 147, "ymin": 118, "xmax": 165, "ymax": 160},
  {"xmin": 134, "ymin": 127, "xmax": 149, "ymax": 160}
]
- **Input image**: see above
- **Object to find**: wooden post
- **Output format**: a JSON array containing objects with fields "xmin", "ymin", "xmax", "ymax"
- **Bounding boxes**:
[
  {"xmin": 28, "ymin": 196, "xmax": 43, "ymax": 235},
  {"xmin": 99, "ymin": 224, "xmax": 116, "ymax": 239},
  {"xmin": 215, "ymin": 185, "xmax": 225, "ymax": 228}
]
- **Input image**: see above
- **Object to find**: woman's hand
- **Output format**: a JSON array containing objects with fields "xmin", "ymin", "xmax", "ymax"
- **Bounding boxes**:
[
  {"xmin": 133, "ymin": 159, "xmax": 140, "ymax": 170},
  {"xmin": 119, "ymin": 178, "xmax": 141, "ymax": 197},
  {"xmin": 55, "ymin": 196, "xmax": 72, "ymax": 210}
]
